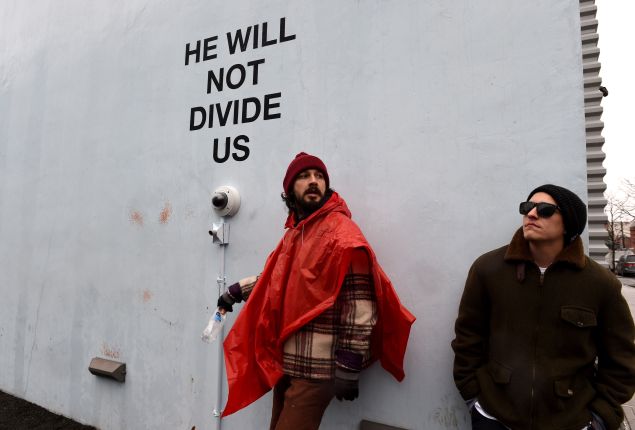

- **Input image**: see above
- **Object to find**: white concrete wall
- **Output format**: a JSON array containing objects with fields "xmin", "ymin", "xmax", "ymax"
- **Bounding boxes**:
[{"xmin": 0, "ymin": 1, "xmax": 586, "ymax": 429}]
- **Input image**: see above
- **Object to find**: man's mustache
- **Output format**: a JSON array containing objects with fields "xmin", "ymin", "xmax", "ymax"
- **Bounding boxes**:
[{"xmin": 304, "ymin": 187, "xmax": 323, "ymax": 197}]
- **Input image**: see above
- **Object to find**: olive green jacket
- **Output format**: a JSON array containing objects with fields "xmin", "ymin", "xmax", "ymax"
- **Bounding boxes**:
[{"xmin": 452, "ymin": 229, "xmax": 635, "ymax": 430}]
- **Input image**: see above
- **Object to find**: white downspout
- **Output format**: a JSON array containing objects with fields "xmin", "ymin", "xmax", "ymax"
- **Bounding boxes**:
[
  {"xmin": 209, "ymin": 185, "xmax": 240, "ymax": 430},
  {"xmin": 213, "ymin": 227, "xmax": 227, "ymax": 429}
]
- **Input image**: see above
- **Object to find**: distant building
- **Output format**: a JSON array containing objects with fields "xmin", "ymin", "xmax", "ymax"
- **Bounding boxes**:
[{"xmin": 615, "ymin": 221, "xmax": 633, "ymax": 250}]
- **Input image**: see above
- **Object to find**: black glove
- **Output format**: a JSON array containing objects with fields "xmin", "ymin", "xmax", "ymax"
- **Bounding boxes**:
[
  {"xmin": 334, "ymin": 369, "xmax": 359, "ymax": 401},
  {"xmin": 217, "ymin": 292, "xmax": 235, "ymax": 312}
]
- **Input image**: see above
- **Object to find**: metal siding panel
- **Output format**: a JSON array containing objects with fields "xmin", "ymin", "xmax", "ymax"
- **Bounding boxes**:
[{"xmin": 580, "ymin": 0, "xmax": 608, "ymax": 264}]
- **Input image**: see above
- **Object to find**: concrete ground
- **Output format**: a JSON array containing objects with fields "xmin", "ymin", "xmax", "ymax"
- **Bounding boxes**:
[
  {"xmin": 618, "ymin": 274, "xmax": 635, "ymax": 430},
  {"xmin": 0, "ymin": 389, "xmax": 96, "ymax": 430}
]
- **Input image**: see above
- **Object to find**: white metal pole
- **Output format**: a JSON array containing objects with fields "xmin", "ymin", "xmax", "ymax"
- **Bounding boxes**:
[{"xmin": 213, "ymin": 222, "xmax": 227, "ymax": 430}]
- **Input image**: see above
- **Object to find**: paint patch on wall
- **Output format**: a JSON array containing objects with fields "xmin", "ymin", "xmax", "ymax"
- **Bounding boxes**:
[
  {"xmin": 142, "ymin": 289, "xmax": 153, "ymax": 303},
  {"xmin": 159, "ymin": 202, "xmax": 172, "ymax": 224},
  {"xmin": 130, "ymin": 210, "xmax": 144, "ymax": 226},
  {"xmin": 101, "ymin": 342, "xmax": 121, "ymax": 360}
]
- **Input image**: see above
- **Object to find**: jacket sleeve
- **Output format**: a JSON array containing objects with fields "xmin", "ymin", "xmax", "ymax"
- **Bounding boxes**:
[
  {"xmin": 227, "ymin": 275, "xmax": 260, "ymax": 303},
  {"xmin": 590, "ymin": 277, "xmax": 635, "ymax": 430},
  {"xmin": 451, "ymin": 261, "xmax": 490, "ymax": 401},
  {"xmin": 335, "ymin": 248, "xmax": 377, "ymax": 373}
]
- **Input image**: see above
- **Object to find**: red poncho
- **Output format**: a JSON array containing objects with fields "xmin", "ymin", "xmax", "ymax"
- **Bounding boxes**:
[{"xmin": 222, "ymin": 192, "xmax": 415, "ymax": 417}]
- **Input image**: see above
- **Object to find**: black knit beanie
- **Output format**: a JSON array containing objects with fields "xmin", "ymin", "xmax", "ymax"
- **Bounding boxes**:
[{"xmin": 526, "ymin": 184, "xmax": 587, "ymax": 244}]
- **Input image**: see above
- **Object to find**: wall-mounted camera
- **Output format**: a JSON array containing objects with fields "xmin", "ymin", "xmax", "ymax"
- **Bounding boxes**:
[{"xmin": 211, "ymin": 185, "xmax": 240, "ymax": 217}]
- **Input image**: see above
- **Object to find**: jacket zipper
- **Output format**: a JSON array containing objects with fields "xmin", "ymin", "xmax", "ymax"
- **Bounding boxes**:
[{"xmin": 529, "ymin": 265, "xmax": 546, "ymax": 429}]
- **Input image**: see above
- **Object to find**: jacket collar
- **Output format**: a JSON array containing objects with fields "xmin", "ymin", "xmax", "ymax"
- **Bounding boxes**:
[
  {"xmin": 284, "ymin": 191, "xmax": 351, "ymax": 229},
  {"xmin": 504, "ymin": 228, "xmax": 586, "ymax": 269}
]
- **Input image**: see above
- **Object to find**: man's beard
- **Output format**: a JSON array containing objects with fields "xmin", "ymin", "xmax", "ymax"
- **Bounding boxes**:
[{"xmin": 295, "ymin": 188, "xmax": 328, "ymax": 218}]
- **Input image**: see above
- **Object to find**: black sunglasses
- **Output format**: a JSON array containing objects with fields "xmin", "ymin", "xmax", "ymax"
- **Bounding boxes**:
[{"xmin": 519, "ymin": 201, "xmax": 560, "ymax": 218}]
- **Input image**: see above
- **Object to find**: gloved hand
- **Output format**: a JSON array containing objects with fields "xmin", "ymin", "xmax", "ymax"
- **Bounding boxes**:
[
  {"xmin": 217, "ymin": 292, "xmax": 235, "ymax": 313},
  {"xmin": 334, "ymin": 368, "xmax": 359, "ymax": 401}
]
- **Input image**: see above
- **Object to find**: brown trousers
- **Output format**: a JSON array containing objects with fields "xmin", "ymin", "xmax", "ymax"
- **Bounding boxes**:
[{"xmin": 269, "ymin": 375, "xmax": 335, "ymax": 430}]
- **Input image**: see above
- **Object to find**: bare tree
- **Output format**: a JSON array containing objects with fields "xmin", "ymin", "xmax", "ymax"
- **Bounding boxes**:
[
  {"xmin": 618, "ymin": 178, "xmax": 635, "ymax": 219},
  {"xmin": 605, "ymin": 196, "xmax": 624, "ymax": 271},
  {"xmin": 605, "ymin": 177, "xmax": 635, "ymax": 272}
]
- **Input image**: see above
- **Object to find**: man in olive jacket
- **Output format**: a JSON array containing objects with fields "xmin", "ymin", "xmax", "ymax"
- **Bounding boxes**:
[{"xmin": 452, "ymin": 184, "xmax": 635, "ymax": 430}]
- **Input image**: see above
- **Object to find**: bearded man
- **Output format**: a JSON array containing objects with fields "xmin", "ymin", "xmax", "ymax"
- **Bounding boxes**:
[{"xmin": 217, "ymin": 152, "xmax": 415, "ymax": 430}]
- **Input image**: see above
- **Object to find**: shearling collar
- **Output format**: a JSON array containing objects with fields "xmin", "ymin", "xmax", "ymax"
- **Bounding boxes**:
[{"xmin": 504, "ymin": 228, "xmax": 587, "ymax": 270}]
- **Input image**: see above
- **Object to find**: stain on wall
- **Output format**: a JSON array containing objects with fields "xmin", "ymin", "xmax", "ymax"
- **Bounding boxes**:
[
  {"xmin": 159, "ymin": 202, "xmax": 172, "ymax": 224},
  {"xmin": 429, "ymin": 394, "xmax": 468, "ymax": 429},
  {"xmin": 130, "ymin": 210, "xmax": 144, "ymax": 226},
  {"xmin": 142, "ymin": 289, "xmax": 153, "ymax": 303},
  {"xmin": 100, "ymin": 342, "xmax": 121, "ymax": 360}
]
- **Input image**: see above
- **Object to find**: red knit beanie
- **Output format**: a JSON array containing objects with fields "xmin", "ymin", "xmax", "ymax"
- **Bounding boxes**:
[{"xmin": 283, "ymin": 152, "xmax": 329, "ymax": 193}]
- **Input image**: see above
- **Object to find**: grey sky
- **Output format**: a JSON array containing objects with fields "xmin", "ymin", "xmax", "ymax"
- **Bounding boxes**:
[{"xmin": 596, "ymin": 1, "xmax": 635, "ymax": 196}]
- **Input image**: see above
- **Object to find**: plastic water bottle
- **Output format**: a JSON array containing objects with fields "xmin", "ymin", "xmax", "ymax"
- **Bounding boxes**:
[{"xmin": 201, "ymin": 308, "xmax": 226, "ymax": 343}]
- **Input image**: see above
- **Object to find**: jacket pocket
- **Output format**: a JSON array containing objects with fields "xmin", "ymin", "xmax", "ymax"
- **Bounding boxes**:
[
  {"xmin": 554, "ymin": 378, "xmax": 574, "ymax": 398},
  {"xmin": 560, "ymin": 306, "xmax": 597, "ymax": 328},
  {"xmin": 552, "ymin": 374, "xmax": 595, "ymax": 413},
  {"xmin": 487, "ymin": 360, "xmax": 512, "ymax": 384},
  {"xmin": 553, "ymin": 377, "xmax": 574, "ymax": 412}
]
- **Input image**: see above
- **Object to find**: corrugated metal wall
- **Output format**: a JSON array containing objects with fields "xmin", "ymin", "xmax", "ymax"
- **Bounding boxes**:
[{"xmin": 580, "ymin": 0, "xmax": 609, "ymax": 264}]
